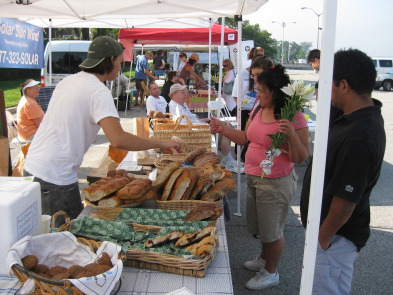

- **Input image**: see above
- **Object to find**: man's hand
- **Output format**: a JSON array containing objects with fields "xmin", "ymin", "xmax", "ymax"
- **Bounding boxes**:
[{"xmin": 159, "ymin": 139, "xmax": 182, "ymax": 154}]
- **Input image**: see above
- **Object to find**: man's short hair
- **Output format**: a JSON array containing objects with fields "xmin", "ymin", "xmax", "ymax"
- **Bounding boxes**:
[
  {"xmin": 148, "ymin": 82, "xmax": 157, "ymax": 90},
  {"xmin": 307, "ymin": 49, "xmax": 321, "ymax": 63},
  {"xmin": 333, "ymin": 48, "xmax": 376, "ymax": 95}
]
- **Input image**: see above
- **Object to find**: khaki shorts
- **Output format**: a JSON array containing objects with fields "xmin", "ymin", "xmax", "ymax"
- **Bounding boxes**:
[{"xmin": 246, "ymin": 170, "xmax": 298, "ymax": 243}]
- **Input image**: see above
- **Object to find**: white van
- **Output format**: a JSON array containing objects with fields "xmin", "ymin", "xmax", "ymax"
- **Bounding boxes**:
[
  {"xmin": 40, "ymin": 40, "xmax": 91, "ymax": 86},
  {"xmin": 372, "ymin": 57, "xmax": 393, "ymax": 75}
]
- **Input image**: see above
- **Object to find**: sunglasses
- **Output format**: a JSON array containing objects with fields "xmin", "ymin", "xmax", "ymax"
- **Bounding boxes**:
[{"xmin": 223, "ymin": 64, "xmax": 228, "ymax": 67}]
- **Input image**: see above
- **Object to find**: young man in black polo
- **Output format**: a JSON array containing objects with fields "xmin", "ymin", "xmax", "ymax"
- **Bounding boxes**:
[{"xmin": 300, "ymin": 49, "xmax": 386, "ymax": 294}]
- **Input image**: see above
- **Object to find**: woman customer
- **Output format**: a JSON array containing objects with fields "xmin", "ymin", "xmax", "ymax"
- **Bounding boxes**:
[
  {"xmin": 16, "ymin": 79, "xmax": 44, "ymax": 141},
  {"xmin": 222, "ymin": 59, "xmax": 236, "ymax": 116},
  {"xmin": 210, "ymin": 64, "xmax": 309, "ymax": 290},
  {"xmin": 179, "ymin": 53, "xmax": 207, "ymax": 88},
  {"xmin": 24, "ymin": 36, "xmax": 181, "ymax": 226}
]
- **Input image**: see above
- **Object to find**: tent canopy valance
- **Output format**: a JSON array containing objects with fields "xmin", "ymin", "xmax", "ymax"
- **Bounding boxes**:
[{"xmin": 118, "ymin": 24, "xmax": 238, "ymax": 45}]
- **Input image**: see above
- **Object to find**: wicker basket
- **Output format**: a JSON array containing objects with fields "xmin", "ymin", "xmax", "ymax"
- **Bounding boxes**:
[
  {"xmin": 155, "ymin": 199, "xmax": 220, "ymax": 211},
  {"xmin": 57, "ymin": 209, "xmax": 218, "ymax": 278},
  {"xmin": 11, "ymin": 237, "xmax": 103, "ymax": 295},
  {"xmin": 152, "ymin": 115, "xmax": 211, "ymax": 149}
]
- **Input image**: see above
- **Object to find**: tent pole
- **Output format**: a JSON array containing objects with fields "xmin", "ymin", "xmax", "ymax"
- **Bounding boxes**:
[
  {"xmin": 300, "ymin": 0, "xmax": 338, "ymax": 294},
  {"xmin": 234, "ymin": 16, "xmax": 243, "ymax": 217},
  {"xmin": 208, "ymin": 18, "xmax": 212, "ymax": 112},
  {"xmin": 48, "ymin": 19, "xmax": 52, "ymax": 87}
]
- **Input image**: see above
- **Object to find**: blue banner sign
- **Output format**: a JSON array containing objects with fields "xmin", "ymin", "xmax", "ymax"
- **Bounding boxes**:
[{"xmin": 0, "ymin": 18, "xmax": 44, "ymax": 69}]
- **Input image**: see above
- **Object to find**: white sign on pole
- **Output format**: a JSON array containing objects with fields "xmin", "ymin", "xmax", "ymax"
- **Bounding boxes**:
[{"xmin": 229, "ymin": 40, "xmax": 254, "ymax": 69}]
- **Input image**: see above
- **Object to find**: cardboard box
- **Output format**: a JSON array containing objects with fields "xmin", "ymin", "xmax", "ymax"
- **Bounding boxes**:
[{"xmin": 133, "ymin": 117, "xmax": 150, "ymax": 138}]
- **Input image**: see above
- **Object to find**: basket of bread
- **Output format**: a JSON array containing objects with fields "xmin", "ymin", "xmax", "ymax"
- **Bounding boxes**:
[
  {"xmin": 152, "ymin": 115, "xmax": 211, "ymax": 149},
  {"xmin": 153, "ymin": 147, "xmax": 235, "ymax": 210},
  {"xmin": 82, "ymin": 169, "xmax": 158, "ymax": 209},
  {"xmin": 7, "ymin": 232, "xmax": 123, "ymax": 295}
]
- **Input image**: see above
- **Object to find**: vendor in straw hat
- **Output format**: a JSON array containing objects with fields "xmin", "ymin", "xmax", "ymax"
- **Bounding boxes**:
[
  {"xmin": 24, "ymin": 36, "xmax": 181, "ymax": 225},
  {"xmin": 179, "ymin": 53, "xmax": 207, "ymax": 88}
]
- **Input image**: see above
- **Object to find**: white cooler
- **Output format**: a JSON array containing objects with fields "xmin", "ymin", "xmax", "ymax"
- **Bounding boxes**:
[{"xmin": 0, "ymin": 178, "xmax": 42, "ymax": 275}]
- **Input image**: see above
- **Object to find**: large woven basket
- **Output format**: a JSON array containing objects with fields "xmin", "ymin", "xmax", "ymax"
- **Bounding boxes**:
[
  {"xmin": 57, "ymin": 210, "xmax": 218, "ymax": 278},
  {"xmin": 11, "ymin": 237, "xmax": 103, "ymax": 295},
  {"xmin": 152, "ymin": 115, "xmax": 211, "ymax": 149}
]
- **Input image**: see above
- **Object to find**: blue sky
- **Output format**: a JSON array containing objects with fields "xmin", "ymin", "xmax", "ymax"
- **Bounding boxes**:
[{"xmin": 244, "ymin": 0, "xmax": 392, "ymax": 57}]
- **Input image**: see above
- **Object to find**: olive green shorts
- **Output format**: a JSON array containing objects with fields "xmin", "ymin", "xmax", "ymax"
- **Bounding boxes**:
[{"xmin": 246, "ymin": 169, "xmax": 298, "ymax": 243}]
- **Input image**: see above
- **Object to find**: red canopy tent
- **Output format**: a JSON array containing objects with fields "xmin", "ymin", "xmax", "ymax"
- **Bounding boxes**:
[{"xmin": 118, "ymin": 24, "xmax": 238, "ymax": 45}]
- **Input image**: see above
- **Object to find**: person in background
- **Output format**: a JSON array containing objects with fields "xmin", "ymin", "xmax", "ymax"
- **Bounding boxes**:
[
  {"xmin": 244, "ymin": 47, "xmax": 265, "ymax": 69},
  {"xmin": 161, "ymin": 71, "xmax": 185, "ymax": 104},
  {"xmin": 210, "ymin": 65, "xmax": 309, "ymax": 290},
  {"xmin": 307, "ymin": 49, "xmax": 321, "ymax": 98},
  {"xmin": 135, "ymin": 51, "xmax": 158, "ymax": 106},
  {"xmin": 24, "ymin": 37, "xmax": 181, "ymax": 226},
  {"xmin": 146, "ymin": 82, "xmax": 168, "ymax": 115},
  {"xmin": 177, "ymin": 52, "xmax": 187, "ymax": 72},
  {"xmin": 16, "ymin": 79, "xmax": 44, "ymax": 141},
  {"xmin": 300, "ymin": 49, "xmax": 386, "ymax": 295},
  {"xmin": 179, "ymin": 53, "xmax": 207, "ymax": 88},
  {"xmin": 168, "ymin": 83, "xmax": 200, "ymax": 124},
  {"xmin": 222, "ymin": 58, "xmax": 237, "ymax": 115},
  {"xmin": 154, "ymin": 50, "xmax": 166, "ymax": 78}
]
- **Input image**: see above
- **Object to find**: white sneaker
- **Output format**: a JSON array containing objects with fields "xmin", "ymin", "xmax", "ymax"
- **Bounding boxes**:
[
  {"xmin": 225, "ymin": 161, "xmax": 245, "ymax": 174},
  {"xmin": 245, "ymin": 267, "xmax": 280, "ymax": 290},
  {"xmin": 243, "ymin": 255, "xmax": 266, "ymax": 271}
]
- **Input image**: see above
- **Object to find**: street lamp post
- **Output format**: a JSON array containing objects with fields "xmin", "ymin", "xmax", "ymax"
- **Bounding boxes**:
[
  {"xmin": 272, "ymin": 21, "xmax": 296, "ymax": 64},
  {"xmin": 301, "ymin": 7, "xmax": 323, "ymax": 49}
]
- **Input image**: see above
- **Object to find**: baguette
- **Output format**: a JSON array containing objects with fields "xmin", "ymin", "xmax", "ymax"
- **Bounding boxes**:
[
  {"xmin": 123, "ymin": 189, "xmax": 157, "ymax": 204},
  {"xmin": 82, "ymin": 177, "xmax": 131, "ymax": 202},
  {"xmin": 161, "ymin": 168, "xmax": 183, "ymax": 201},
  {"xmin": 175, "ymin": 226, "xmax": 214, "ymax": 248},
  {"xmin": 145, "ymin": 231, "xmax": 184, "ymax": 248},
  {"xmin": 116, "ymin": 178, "xmax": 152, "ymax": 200},
  {"xmin": 97, "ymin": 196, "xmax": 124, "ymax": 207},
  {"xmin": 185, "ymin": 236, "xmax": 215, "ymax": 258}
]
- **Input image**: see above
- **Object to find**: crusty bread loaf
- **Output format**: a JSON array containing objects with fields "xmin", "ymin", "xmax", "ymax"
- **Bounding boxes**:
[
  {"xmin": 181, "ymin": 169, "xmax": 199, "ymax": 200},
  {"xmin": 192, "ymin": 152, "xmax": 220, "ymax": 168},
  {"xmin": 169, "ymin": 170, "xmax": 191, "ymax": 200},
  {"xmin": 144, "ymin": 231, "xmax": 184, "ymax": 248},
  {"xmin": 116, "ymin": 178, "xmax": 152, "ymax": 200},
  {"xmin": 189, "ymin": 175, "xmax": 213, "ymax": 200},
  {"xmin": 106, "ymin": 169, "xmax": 129, "ymax": 178},
  {"xmin": 153, "ymin": 111, "xmax": 165, "ymax": 118},
  {"xmin": 185, "ymin": 203, "xmax": 217, "ymax": 221},
  {"xmin": 175, "ymin": 226, "xmax": 214, "ymax": 248},
  {"xmin": 200, "ymin": 178, "xmax": 235, "ymax": 202},
  {"xmin": 185, "ymin": 236, "xmax": 215, "ymax": 258},
  {"xmin": 161, "ymin": 168, "xmax": 183, "ymax": 201},
  {"xmin": 184, "ymin": 147, "xmax": 207, "ymax": 164},
  {"xmin": 97, "ymin": 196, "xmax": 124, "ymax": 207},
  {"xmin": 82, "ymin": 177, "xmax": 131, "ymax": 202},
  {"xmin": 152, "ymin": 161, "xmax": 181, "ymax": 192}
]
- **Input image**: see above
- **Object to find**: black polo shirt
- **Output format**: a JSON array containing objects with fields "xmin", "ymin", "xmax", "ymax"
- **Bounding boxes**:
[{"xmin": 300, "ymin": 99, "xmax": 386, "ymax": 251}]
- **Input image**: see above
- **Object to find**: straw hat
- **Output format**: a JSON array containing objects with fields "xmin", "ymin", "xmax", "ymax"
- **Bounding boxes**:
[{"xmin": 189, "ymin": 53, "xmax": 199, "ymax": 61}]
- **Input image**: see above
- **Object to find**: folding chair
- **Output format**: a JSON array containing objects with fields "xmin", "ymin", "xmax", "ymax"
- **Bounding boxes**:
[
  {"xmin": 207, "ymin": 97, "xmax": 237, "ymax": 128},
  {"xmin": 5, "ymin": 111, "xmax": 31, "ymax": 154}
]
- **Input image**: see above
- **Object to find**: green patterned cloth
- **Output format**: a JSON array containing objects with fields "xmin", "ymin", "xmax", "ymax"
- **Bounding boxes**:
[{"xmin": 69, "ymin": 209, "xmax": 212, "ymax": 258}]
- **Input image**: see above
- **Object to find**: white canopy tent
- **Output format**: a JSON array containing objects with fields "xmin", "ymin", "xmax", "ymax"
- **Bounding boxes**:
[{"xmin": 0, "ymin": 1, "xmax": 339, "ymax": 293}]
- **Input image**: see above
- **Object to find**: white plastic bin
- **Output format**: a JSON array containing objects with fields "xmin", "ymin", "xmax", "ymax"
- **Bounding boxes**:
[{"xmin": 0, "ymin": 178, "xmax": 42, "ymax": 275}]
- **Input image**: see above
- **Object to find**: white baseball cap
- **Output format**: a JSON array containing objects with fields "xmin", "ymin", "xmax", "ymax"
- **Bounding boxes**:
[{"xmin": 22, "ymin": 80, "xmax": 40, "ymax": 90}]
